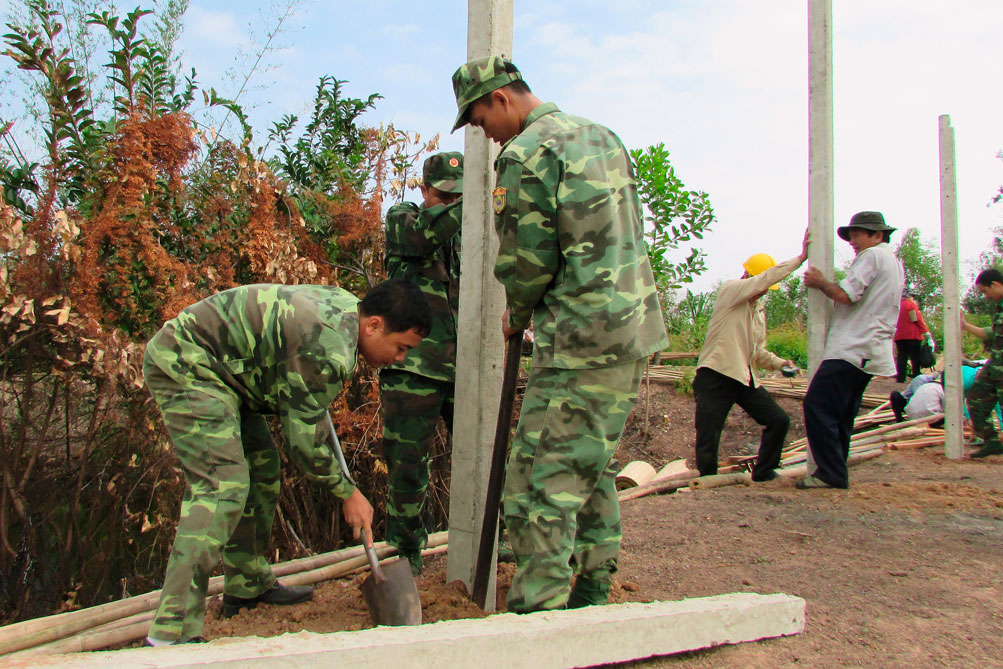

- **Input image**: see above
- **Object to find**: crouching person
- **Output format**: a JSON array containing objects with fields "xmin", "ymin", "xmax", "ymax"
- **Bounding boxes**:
[{"xmin": 143, "ymin": 279, "xmax": 431, "ymax": 646}]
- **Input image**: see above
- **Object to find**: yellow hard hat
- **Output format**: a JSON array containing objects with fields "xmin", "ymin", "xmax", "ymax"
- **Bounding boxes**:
[{"xmin": 743, "ymin": 253, "xmax": 780, "ymax": 290}]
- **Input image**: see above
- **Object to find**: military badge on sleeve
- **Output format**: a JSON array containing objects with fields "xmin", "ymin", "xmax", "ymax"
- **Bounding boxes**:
[{"xmin": 492, "ymin": 187, "xmax": 506, "ymax": 215}]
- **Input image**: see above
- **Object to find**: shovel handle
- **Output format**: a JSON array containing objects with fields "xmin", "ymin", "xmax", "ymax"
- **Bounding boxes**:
[
  {"xmin": 326, "ymin": 411, "xmax": 382, "ymax": 578},
  {"xmin": 325, "ymin": 412, "xmax": 356, "ymax": 486},
  {"xmin": 361, "ymin": 528, "xmax": 385, "ymax": 582},
  {"xmin": 471, "ymin": 329, "xmax": 524, "ymax": 608}
]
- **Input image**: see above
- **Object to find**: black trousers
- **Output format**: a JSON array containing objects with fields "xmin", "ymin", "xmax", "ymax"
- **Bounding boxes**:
[
  {"xmin": 894, "ymin": 339, "xmax": 923, "ymax": 383},
  {"xmin": 803, "ymin": 359, "xmax": 873, "ymax": 488},
  {"xmin": 693, "ymin": 367, "xmax": 790, "ymax": 479}
]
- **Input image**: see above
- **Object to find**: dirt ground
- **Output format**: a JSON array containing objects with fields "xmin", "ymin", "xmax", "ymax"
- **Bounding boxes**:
[{"xmin": 202, "ymin": 374, "xmax": 1003, "ymax": 667}]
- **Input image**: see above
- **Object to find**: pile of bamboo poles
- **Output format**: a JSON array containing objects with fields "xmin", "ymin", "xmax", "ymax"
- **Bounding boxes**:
[
  {"xmin": 616, "ymin": 412, "xmax": 948, "ymax": 504},
  {"xmin": 645, "ymin": 366, "xmax": 888, "ymax": 408},
  {"xmin": 0, "ymin": 532, "xmax": 449, "ymax": 658}
]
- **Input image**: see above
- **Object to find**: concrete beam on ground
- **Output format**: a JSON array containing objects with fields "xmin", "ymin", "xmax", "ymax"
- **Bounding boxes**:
[
  {"xmin": 807, "ymin": 0, "xmax": 834, "ymax": 474},
  {"xmin": 939, "ymin": 115, "xmax": 963, "ymax": 460},
  {"xmin": 8, "ymin": 593, "xmax": 805, "ymax": 668},
  {"xmin": 446, "ymin": 0, "xmax": 514, "ymax": 611}
]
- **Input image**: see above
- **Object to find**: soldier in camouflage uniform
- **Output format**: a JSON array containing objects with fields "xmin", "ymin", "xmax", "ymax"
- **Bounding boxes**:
[
  {"xmin": 380, "ymin": 152, "xmax": 463, "ymax": 574},
  {"xmin": 142, "ymin": 279, "xmax": 430, "ymax": 645},
  {"xmin": 961, "ymin": 268, "xmax": 1003, "ymax": 458},
  {"xmin": 451, "ymin": 56, "xmax": 668, "ymax": 613}
]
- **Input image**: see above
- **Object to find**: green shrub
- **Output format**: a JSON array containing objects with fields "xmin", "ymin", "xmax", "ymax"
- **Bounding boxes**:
[
  {"xmin": 765, "ymin": 321, "xmax": 808, "ymax": 369},
  {"xmin": 673, "ymin": 366, "xmax": 696, "ymax": 396}
]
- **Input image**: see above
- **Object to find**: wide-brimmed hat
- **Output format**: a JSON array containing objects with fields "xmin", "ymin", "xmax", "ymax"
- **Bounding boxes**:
[
  {"xmin": 422, "ymin": 152, "xmax": 463, "ymax": 193},
  {"xmin": 837, "ymin": 211, "xmax": 896, "ymax": 241},
  {"xmin": 451, "ymin": 55, "xmax": 523, "ymax": 132}
]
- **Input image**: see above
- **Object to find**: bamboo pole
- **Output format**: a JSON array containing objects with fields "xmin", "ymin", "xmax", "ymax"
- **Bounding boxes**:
[
  {"xmin": 617, "ymin": 475, "xmax": 695, "ymax": 502},
  {"xmin": 689, "ymin": 472, "xmax": 751, "ymax": 490}
]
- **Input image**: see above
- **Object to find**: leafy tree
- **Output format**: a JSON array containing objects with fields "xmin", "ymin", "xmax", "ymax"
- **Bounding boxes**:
[
  {"xmin": 761, "ymin": 274, "xmax": 807, "ymax": 329},
  {"xmin": 963, "ymin": 225, "xmax": 1003, "ymax": 316},
  {"xmin": 895, "ymin": 227, "xmax": 942, "ymax": 310},
  {"xmin": 630, "ymin": 143, "xmax": 715, "ymax": 292},
  {"xmin": 661, "ymin": 286, "xmax": 716, "ymax": 353},
  {"xmin": 267, "ymin": 77, "xmax": 381, "ymax": 195}
]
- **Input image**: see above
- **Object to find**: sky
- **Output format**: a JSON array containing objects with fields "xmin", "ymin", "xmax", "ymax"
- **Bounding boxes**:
[{"xmin": 4, "ymin": 0, "xmax": 1002, "ymax": 292}]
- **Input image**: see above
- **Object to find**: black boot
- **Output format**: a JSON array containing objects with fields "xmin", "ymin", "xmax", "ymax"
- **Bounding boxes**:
[
  {"xmin": 222, "ymin": 582, "xmax": 314, "ymax": 618},
  {"xmin": 970, "ymin": 443, "xmax": 1003, "ymax": 458},
  {"xmin": 567, "ymin": 576, "xmax": 611, "ymax": 609}
]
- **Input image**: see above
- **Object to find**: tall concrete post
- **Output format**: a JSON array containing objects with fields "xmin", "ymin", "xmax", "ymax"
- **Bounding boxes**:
[
  {"xmin": 806, "ymin": 0, "xmax": 834, "ymax": 471},
  {"xmin": 446, "ymin": 0, "xmax": 513, "ymax": 611},
  {"xmin": 939, "ymin": 115, "xmax": 963, "ymax": 460}
]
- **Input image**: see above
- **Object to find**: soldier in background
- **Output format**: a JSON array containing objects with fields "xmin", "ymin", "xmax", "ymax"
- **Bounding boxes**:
[
  {"xmin": 961, "ymin": 268, "xmax": 1003, "ymax": 458},
  {"xmin": 380, "ymin": 152, "xmax": 463, "ymax": 575},
  {"xmin": 143, "ymin": 279, "xmax": 430, "ymax": 646},
  {"xmin": 450, "ymin": 56, "xmax": 668, "ymax": 613}
]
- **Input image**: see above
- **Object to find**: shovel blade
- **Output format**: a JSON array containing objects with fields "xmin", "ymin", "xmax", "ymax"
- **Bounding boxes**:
[{"xmin": 360, "ymin": 557, "xmax": 422, "ymax": 626}]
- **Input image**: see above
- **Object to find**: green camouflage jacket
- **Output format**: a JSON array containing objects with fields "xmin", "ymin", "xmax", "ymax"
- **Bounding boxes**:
[
  {"xmin": 383, "ymin": 200, "xmax": 461, "ymax": 381},
  {"xmin": 148, "ymin": 284, "xmax": 359, "ymax": 499},
  {"xmin": 493, "ymin": 102, "xmax": 668, "ymax": 369}
]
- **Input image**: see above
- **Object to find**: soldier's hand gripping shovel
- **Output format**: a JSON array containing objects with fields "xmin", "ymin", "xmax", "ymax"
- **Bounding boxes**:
[{"xmin": 325, "ymin": 412, "xmax": 422, "ymax": 626}]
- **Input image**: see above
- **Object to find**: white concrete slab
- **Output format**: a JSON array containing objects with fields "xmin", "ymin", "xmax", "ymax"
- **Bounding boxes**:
[{"xmin": 5, "ymin": 593, "xmax": 805, "ymax": 668}]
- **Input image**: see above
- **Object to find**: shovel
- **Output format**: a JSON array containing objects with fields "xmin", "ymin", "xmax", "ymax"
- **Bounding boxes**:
[
  {"xmin": 471, "ymin": 329, "xmax": 524, "ymax": 608},
  {"xmin": 325, "ymin": 412, "xmax": 422, "ymax": 626}
]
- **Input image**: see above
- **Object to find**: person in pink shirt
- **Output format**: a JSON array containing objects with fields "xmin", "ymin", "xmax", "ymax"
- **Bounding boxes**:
[{"xmin": 893, "ymin": 289, "xmax": 931, "ymax": 383}]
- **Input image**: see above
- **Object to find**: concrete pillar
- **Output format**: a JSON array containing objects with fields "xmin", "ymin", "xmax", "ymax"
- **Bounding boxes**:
[
  {"xmin": 806, "ymin": 0, "xmax": 834, "ymax": 472},
  {"xmin": 446, "ymin": 0, "xmax": 513, "ymax": 611},
  {"xmin": 939, "ymin": 115, "xmax": 963, "ymax": 460}
]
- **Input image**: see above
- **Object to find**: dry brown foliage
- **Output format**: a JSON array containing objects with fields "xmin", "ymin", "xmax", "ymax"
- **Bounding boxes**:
[{"xmin": 0, "ymin": 106, "xmax": 406, "ymax": 624}]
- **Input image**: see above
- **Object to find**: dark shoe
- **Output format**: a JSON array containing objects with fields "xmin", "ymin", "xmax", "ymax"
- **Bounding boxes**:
[
  {"xmin": 222, "ymin": 583, "xmax": 313, "ymax": 618},
  {"xmin": 890, "ymin": 391, "xmax": 906, "ymax": 422},
  {"xmin": 970, "ymin": 443, "xmax": 1003, "ymax": 458},
  {"xmin": 567, "ymin": 576, "xmax": 611, "ymax": 609},
  {"xmin": 796, "ymin": 475, "xmax": 835, "ymax": 489},
  {"xmin": 751, "ymin": 469, "xmax": 778, "ymax": 483}
]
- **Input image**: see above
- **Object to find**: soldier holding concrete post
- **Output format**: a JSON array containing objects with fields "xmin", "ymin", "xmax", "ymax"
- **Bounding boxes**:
[{"xmin": 450, "ymin": 55, "xmax": 668, "ymax": 613}]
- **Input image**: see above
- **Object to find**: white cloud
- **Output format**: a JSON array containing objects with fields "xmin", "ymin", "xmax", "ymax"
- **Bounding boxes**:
[{"xmin": 183, "ymin": 7, "xmax": 245, "ymax": 49}]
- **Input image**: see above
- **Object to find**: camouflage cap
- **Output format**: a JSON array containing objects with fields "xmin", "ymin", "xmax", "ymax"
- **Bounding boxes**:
[
  {"xmin": 837, "ymin": 211, "xmax": 896, "ymax": 241},
  {"xmin": 451, "ymin": 55, "xmax": 523, "ymax": 132},
  {"xmin": 422, "ymin": 151, "xmax": 463, "ymax": 193}
]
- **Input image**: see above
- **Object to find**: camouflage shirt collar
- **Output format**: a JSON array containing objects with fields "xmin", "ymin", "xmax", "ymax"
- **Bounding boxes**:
[
  {"xmin": 522, "ymin": 101, "xmax": 560, "ymax": 131},
  {"xmin": 500, "ymin": 102, "xmax": 561, "ymax": 151}
]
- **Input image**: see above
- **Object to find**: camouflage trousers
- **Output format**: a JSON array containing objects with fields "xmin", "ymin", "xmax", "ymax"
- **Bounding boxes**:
[
  {"xmin": 967, "ymin": 364, "xmax": 1003, "ymax": 446},
  {"xmin": 379, "ymin": 369, "xmax": 454, "ymax": 555},
  {"xmin": 144, "ymin": 341, "xmax": 280, "ymax": 642},
  {"xmin": 503, "ymin": 359, "xmax": 645, "ymax": 613}
]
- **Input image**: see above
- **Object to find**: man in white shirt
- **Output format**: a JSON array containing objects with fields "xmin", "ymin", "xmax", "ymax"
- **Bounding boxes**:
[
  {"xmin": 800, "ymin": 211, "xmax": 905, "ymax": 489},
  {"xmin": 693, "ymin": 230, "xmax": 809, "ymax": 481}
]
